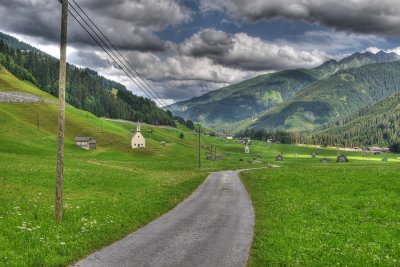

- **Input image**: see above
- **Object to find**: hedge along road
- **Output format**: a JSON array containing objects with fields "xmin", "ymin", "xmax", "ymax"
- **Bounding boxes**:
[{"xmin": 72, "ymin": 170, "xmax": 255, "ymax": 267}]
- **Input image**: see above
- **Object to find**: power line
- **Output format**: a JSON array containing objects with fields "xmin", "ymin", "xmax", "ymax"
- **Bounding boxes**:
[
  {"xmin": 70, "ymin": 0, "xmax": 169, "ymax": 108},
  {"xmin": 67, "ymin": 3, "xmax": 165, "ymax": 108},
  {"xmin": 57, "ymin": 0, "xmax": 168, "ymax": 108},
  {"xmin": 67, "ymin": 10, "xmax": 155, "ymax": 104}
]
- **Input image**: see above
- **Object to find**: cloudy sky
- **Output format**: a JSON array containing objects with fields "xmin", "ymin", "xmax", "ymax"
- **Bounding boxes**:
[{"xmin": 1, "ymin": 0, "xmax": 400, "ymax": 104}]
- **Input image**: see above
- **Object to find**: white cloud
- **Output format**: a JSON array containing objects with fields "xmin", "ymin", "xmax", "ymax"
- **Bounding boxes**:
[
  {"xmin": 365, "ymin": 47, "xmax": 382, "ymax": 54},
  {"xmin": 364, "ymin": 46, "xmax": 400, "ymax": 55}
]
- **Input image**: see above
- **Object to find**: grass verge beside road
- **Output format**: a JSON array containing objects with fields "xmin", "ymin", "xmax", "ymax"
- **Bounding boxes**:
[{"xmin": 241, "ymin": 161, "xmax": 400, "ymax": 266}]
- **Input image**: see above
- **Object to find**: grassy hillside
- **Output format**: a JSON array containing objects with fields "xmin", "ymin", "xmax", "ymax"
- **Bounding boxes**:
[{"xmin": 250, "ymin": 61, "xmax": 400, "ymax": 131}]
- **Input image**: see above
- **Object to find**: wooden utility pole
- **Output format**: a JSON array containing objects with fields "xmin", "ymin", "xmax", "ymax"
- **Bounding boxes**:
[
  {"xmin": 198, "ymin": 124, "xmax": 201, "ymax": 168},
  {"xmin": 56, "ymin": 0, "xmax": 68, "ymax": 222}
]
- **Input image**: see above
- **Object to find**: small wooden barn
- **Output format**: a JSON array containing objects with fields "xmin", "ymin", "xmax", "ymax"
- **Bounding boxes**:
[
  {"xmin": 336, "ymin": 154, "xmax": 349, "ymax": 162},
  {"xmin": 75, "ymin": 137, "xmax": 96, "ymax": 150}
]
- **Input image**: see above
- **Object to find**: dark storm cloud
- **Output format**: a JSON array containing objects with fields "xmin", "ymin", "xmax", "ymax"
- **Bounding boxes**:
[
  {"xmin": 0, "ymin": 0, "xmax": 190, "ymax": 52},
  {"xmin": 200, "ymin": 0, "xmax": 400, "ymax": 36},
  {"xmin": 79, "ymin": 0, "xmax": 191, "ymax": 30}
]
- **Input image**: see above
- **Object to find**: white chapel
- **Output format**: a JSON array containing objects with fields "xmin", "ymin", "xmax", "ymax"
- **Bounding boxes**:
[{"xmin": 131, "ymin": 123, "xmax": 146, "ymax": 149}]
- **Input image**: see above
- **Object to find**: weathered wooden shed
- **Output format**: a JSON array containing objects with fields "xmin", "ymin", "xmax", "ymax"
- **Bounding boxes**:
[
  {"xmin": 75, "ymin": 137, "xmax": 96, "ymax": 150},
  {"xmin": 336, "ymin": 154, "xmax": 349, "ymax": 162}
]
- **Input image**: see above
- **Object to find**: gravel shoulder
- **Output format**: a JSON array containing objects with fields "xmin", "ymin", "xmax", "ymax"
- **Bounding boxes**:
[{"xmin": 0, "ymin": 92, "xmax": 56, "ymax": 103}]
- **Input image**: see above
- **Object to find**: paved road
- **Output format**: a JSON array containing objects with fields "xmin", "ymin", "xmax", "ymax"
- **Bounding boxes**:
[{"xmin": 73, "ymin": 170, "xmax": 254, "ymax": 267}]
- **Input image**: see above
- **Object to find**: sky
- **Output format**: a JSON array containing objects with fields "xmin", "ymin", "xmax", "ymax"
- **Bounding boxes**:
[{"xmin": 1, "ymin": 0, "xmax": 400, "ymax": 104}]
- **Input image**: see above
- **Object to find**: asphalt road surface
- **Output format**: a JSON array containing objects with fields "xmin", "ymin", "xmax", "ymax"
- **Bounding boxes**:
[{"xmin": 73, "ymin": 170, "xmax": 254, "ymax": 267}]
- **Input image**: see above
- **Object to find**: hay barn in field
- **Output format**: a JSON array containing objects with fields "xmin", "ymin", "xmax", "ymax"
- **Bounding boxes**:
[{"xmin": 75, "ymin": 137, "xmax": 96, "ymax": 150}]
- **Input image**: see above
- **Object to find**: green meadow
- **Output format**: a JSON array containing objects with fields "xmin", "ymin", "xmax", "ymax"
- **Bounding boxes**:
[
  {"xmin": 1, "ymin": 68, "xmax": 400, "ymax": 266},
  {"xmin": 241, "ymin": 158, "xmax": 400, "ymax": 266},
  {"xmin": 0, "ymin": 68, "xmax": 260, "ymax": 266}
]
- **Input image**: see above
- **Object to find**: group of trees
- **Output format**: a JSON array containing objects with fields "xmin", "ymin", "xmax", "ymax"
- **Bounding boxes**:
[
  {"xmin": 238, "ymin": 124, "xmax": 399, "ymax": 152},
  {"xmin": 0, "ymin": 38, "xmax": 176, "ymax": 126},
  {"xmin": 239, "ymin": 103, "xmax": 400, "ymax": 150},
  {"xmin": 237, "ymin": 129, "xmax": 303, "ymax": 144}
]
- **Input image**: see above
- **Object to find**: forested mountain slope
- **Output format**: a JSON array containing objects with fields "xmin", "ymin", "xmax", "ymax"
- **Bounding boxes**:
[
  {"xmin": 250, "ymin": 61, "xmax": 400, "ymax": 131},
  {"xmin": 0, "ymin": 32, "xmax": 175, "ymax": 126},
  {"xmin": 309, "ymin": 92, "xmax": 400, "ymax": 147},
  {"xmin": 170, "ymin": 69, "xmax": 318, "ymax": 126}
]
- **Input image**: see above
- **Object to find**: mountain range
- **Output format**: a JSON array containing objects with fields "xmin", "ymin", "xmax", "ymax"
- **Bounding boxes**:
[{"xmin": 169, "ymin": 51, "xmax": 400, "ymax": 138}]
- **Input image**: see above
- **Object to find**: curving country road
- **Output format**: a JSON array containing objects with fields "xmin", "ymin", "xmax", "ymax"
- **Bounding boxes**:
[{"xmin": 73, "ymin": 170, "xmax": 254, "ymax": 267}]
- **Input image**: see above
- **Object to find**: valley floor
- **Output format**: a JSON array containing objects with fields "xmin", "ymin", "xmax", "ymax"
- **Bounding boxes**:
[{"xmin": 1, "ymin": 75, "xmax": 400, "ymax": 266}]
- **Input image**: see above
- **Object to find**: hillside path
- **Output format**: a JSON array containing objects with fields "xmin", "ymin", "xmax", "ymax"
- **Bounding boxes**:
[{"xmin": 72, "ymin": 170, "xmax": 254, "ymax": 267}]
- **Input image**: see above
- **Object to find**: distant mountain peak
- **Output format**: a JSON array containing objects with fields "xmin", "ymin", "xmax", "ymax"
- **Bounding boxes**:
[
  {"xmin": 331, "ymin": 50, "xmax": 400, "ymax": 66},
  {"xmin": 376, "ymin": 50, "xmax": 386, "ymax": 55}
]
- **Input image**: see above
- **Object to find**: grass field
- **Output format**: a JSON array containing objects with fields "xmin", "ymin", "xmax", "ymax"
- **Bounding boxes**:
[
  {"xmin": 241, "ymin": 160, "xmax": 400, "ymax": 266},
  {"xmin": 1, "ymin": 67, "xmax": 400, "ymax": 266}
]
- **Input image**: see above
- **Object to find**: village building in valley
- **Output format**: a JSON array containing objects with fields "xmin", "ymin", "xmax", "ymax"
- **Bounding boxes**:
[{"xmin": 131, "ymin": 123, "xmax": 146, "ymax": 149}]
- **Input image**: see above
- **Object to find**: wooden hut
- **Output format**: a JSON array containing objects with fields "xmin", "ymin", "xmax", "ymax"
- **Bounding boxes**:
[
  {"xmin": 336, "ymin": 154, "xmax": 349, "ymax": 162},
  {"xmin": 75, "ymin": 137, "xmax": 96, "ymax": 150}
]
